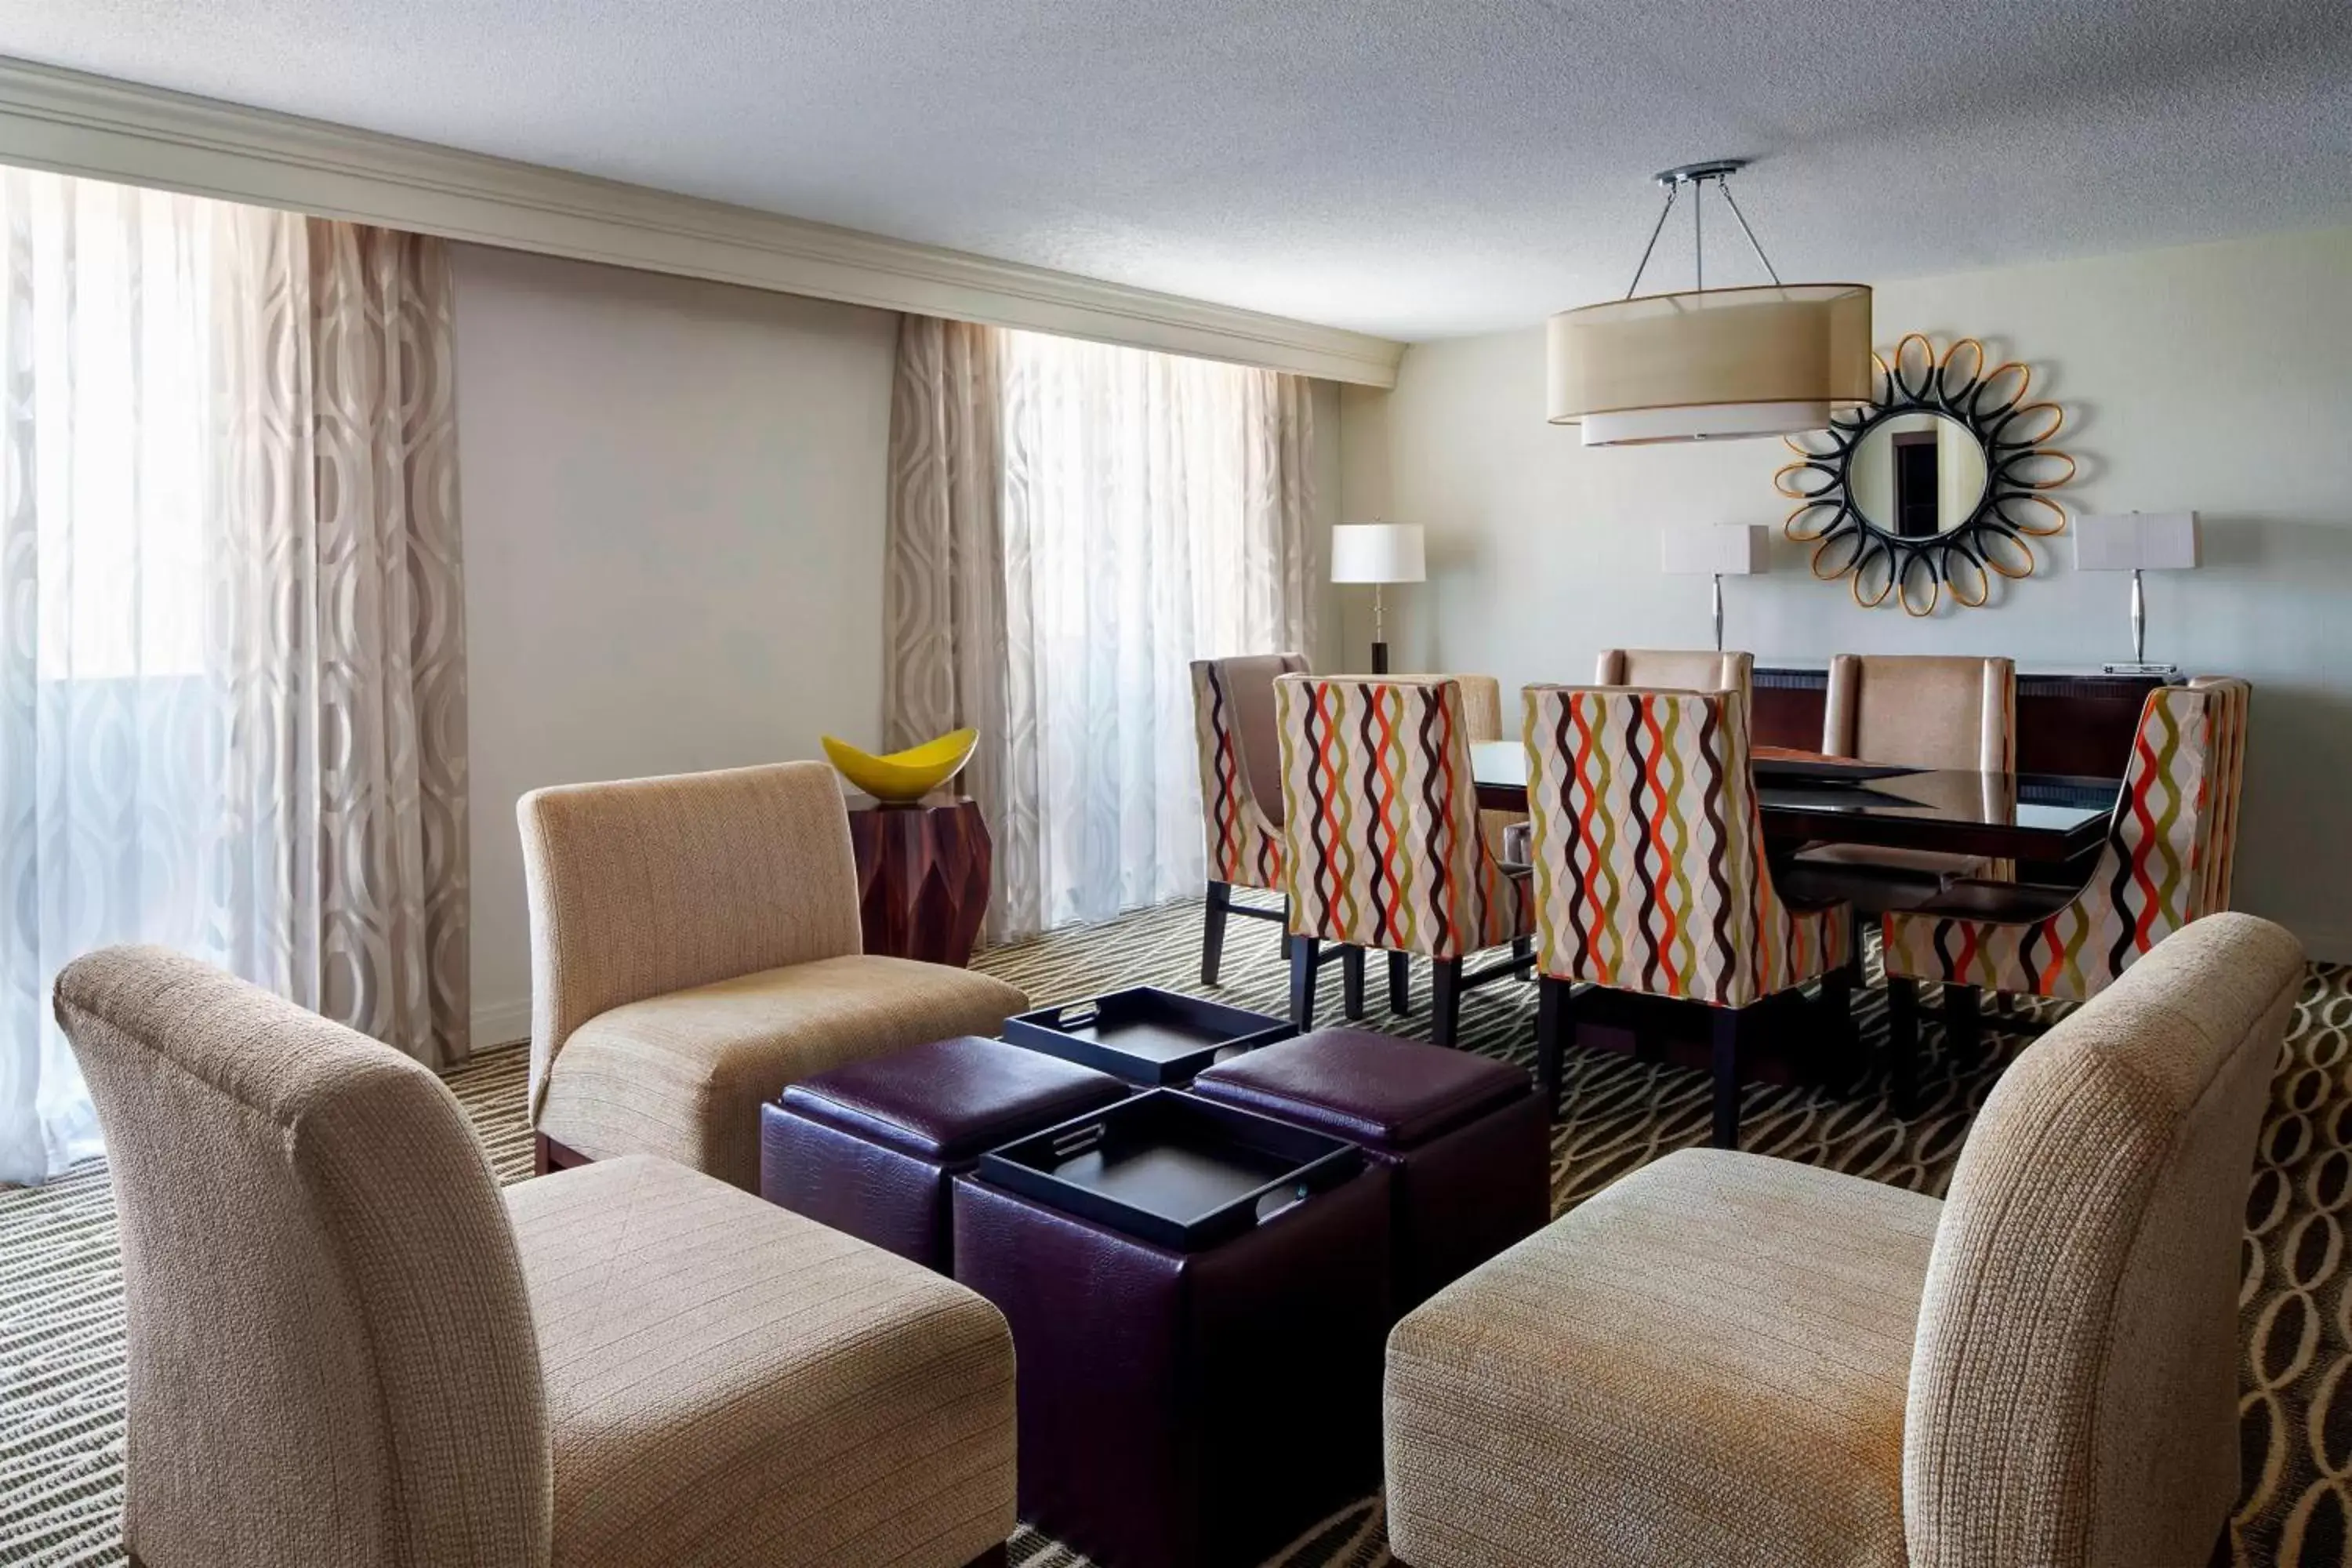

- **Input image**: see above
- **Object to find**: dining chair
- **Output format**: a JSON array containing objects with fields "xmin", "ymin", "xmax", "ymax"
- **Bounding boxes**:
[
  {"xmin": 1879, "ymin": 682, "xmax": 2237, "ymax": 1104},
  {"xmin": 1272, "ymin": 674, "xmax": 1533, "ymax": 1047},
  {"xmin": 1820, "ymin": 653, "xmax": 2016, "ymax": 771},
  {"xmin": 1189, "ymin": 652, "xmax": 1308, "ymax": 983},
  {"xmin": 1385, "ymin": 911, "xmax": 2304, "ymax": 1568},
  {"xmin": 55, "ymin": 946, "xmax": 1018, "ymax": 1568},
  {"xmin": 2189, "ymin": 675, "xmax": 2250, "ymax": 915},
  {"xmin": 1593, "ymin": 647, "xmax": 1754, "ymax": 703},
  {"xmin": 1523, "ymin": 684, "xmax": 1854, "ymax": 1148}
]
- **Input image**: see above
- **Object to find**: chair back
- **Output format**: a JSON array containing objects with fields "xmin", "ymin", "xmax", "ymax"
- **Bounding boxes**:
[
  {"xmin": 1272, "ymin": 675, "xmax": 1517, "ymax": 960},
  {"xmin": 53, "ymin": 947, "xmax": 548, "ymax": 1568},
  {"xmin": 518, "ymin": 761, "xmax": 862, "ymax": 1118},
  {"xmin": 1904, "ymin": 913, "xmax": 2304, "ymax": 1568},
  {"xmin": 1593, "ymin": 648, "xmax": 1754, "ymax": 706},
  {"xmin": 1189, "ymin": 652, "xmax": 1307, "ymax": 886},
  {"xmin": 1882, "ymin": 685, "xmax": 2217, "ymax": 1002},
  {"xmin": 1522, "ymin": 685, "xmax": 1842, "ymax": 1007},
  {"xmin": 1450, "ymin": 673, "xmax": 1507, "ymax": 742},
  {"xmin": 1823, "ymin": 654, "xmax": 2014, "ymax": 771},
  {"xmin": 2187, "ymin": 676, "xmax": 2249, "ymax": 911}
]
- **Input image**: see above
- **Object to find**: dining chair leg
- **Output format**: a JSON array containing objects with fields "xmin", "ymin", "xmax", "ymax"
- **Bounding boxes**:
[
  {"xmin": 1888, "ymin": 976, "xmax": 1921, "ymax": 1116},
  {"xmin": 1711, "ymin": 1007, "xmax": 1748, "ymax": 1150},
  {"xmin": 1820, "ymin": 965, "xmax": 1860, "ymax": 1096},
  {"xmin": 1511, "ymin": 934, "xmax": 1534, "ymax": 978},
  {"xmin": 1277, "ymin": 898, "xmax": 1293, "ymax": 959},
  {"xmin": 1945, "ymin": 982, "xmax": 1983, "ymax": 1062},
  {"xmin": 1201, "ymin": 880, "xmax": 1232, "ymax": 985},
  {"xmin": 1387, "ymin": 950, "xmax": 1413, "ymax": 1014},
  {"xmin": 1289, "ymin": 935, "xmax": 1320, "ymax": 1030},
  {"xmin": 1431, "ymin": 957, "xmax": 1464, "ymax": 1048},
  {"xmin": 1341, "ymin": 946, "xmax": 1367, "ymax": 1021},
  {"xmin": 1535, "ymin": 976, "xmax": 1574, "ymax": 1120}
]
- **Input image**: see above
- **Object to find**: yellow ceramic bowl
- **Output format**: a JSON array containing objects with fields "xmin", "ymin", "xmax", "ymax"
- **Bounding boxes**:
[{"xmin": 822, "ymin": 728, "xmax": 979, "ymax": 804}]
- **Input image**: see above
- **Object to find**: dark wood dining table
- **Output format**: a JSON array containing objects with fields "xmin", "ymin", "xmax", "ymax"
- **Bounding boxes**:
[{"xmin": 1468, "ymin": 741, "xmax": 2122, "ymax": 908}]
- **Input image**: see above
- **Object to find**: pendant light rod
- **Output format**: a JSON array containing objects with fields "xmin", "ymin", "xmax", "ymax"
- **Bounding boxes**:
[
  {"xmin": 1621, "ymin": 181, "xmax": 1680, "ymax": 299},
  {"xmin": 1716, "ymin": 181, "xmax": 1784, "ymax": 286}
]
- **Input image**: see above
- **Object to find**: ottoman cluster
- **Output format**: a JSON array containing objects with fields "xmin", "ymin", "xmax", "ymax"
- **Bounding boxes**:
[{"xmin": 757, "ymin": 997, "xmax": 1550, "ymax": 1568}]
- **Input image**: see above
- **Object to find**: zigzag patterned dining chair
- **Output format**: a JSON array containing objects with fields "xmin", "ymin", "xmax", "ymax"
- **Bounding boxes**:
[
  {"xmin": 1523, "ymin": 684, "xmax": 1854, "ymax": 1149},
  {"xmin": 1272, "ymin": 674, "xmax": 1533, "ymax": 1047},
  {"xmin": 1189, "ymin": 652, "xmax": 1308, "ymax": 984},
  {"xmin": 1879, "ymin": 681, "xmax": 2239, "ymax": 1098}
]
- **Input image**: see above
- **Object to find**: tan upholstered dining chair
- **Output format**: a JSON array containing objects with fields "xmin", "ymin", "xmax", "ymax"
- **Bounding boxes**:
[
  {"xmin": 1385, "ymin": 912, "xmax": 2305, "ymax": 1568},
  {"xmin": 520, "ymin": 760, "xmax": 1027, "ymax": 1189},
  {"xmin": 55, "ymin": 946, "xmax": 1017, "ymax": 1568},
  {"xmin": 1820, "ymin": 652, "xmax": 2016, "ymax": 771},
  {"xmin": 1189, "ymin": 652, "xmax": 1309, "ymax": 983},
  {"xmin": 1593, "ymin": 647, "xmax": 1755, "ymax": 703},
  {"xmin": 1273, "ymin": 675, "xmax": 1533, "ymax": 1047}
]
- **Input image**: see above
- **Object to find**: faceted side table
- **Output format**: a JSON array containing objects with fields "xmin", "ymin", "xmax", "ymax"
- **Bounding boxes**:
[{"xmin": 845, "ymin": 792, "xmax": 992, "ymax": 967}]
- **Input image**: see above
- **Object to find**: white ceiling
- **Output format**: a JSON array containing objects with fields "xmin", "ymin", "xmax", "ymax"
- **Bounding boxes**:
[{"xmin": 9, "ymin": 0, "xmax": 2351, "ymax": 339}]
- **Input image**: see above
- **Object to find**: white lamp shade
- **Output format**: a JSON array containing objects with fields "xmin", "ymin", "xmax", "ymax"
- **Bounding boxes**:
[
  {"xmin": 1330, "ymin": 522, "xmax": 1426, "ymax": 584},
  {"xmin": 1547, "ymin": 283, "xmax": 1873, "ymax": 447},
  {"xmin": 2075, "ymin": 511, "xmax": 2201, "ymax": 571},
  {"xmin": 1661, "ymin": 522, "xmax": 1770, "ymax": 576}
]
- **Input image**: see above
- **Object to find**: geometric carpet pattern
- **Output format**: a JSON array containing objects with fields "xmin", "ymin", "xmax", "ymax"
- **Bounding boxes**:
[{"xmin": 0, "ymin": 895, "xmax": 2346, "ymax": 1566}]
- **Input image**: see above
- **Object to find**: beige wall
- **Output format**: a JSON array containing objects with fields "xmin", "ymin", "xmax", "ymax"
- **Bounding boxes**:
[
  {"xmin": 1338, "ymin": 226, "xmax": 2352, "ymax": 958},
  {"xmin": 455, "ymin": 244, "xmax": 900, "ymax": 1044}
]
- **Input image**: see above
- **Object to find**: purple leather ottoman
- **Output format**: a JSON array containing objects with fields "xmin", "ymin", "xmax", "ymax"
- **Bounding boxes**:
[
  {"xmin": 758, "ymin": 1034, "xmax": 1127, "ymax": 1272},
  {"xmin": 1191, "ymin": 1026, "xmax": 1549, "ymax": 1314},
  {"xmin": 952, "ymin": 1094, "xmax": 1392, "ymax": 1568}
]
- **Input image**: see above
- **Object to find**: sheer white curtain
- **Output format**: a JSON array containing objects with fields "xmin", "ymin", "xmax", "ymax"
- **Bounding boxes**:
[
  {"xmin": 887, "ymin": 319, "xmax": 1316, "ymax": 942},
  {"xmin": 0, "ymin": 172, "xmax": 469, "ymax": 1186}
]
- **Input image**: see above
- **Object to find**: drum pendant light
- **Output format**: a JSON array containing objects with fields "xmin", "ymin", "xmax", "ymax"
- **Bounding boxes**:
[{"xmin": 1547, "ymin": 160, "xmax": 1871, "ymax": 447}]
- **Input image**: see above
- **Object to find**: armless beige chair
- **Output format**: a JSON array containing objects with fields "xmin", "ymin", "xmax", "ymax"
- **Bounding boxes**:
[
  {"xmin": 55, "ymin": 946, "xmax": 1017, "ymax": 1568},
  {"xmin": 1820, "ymin": 653, "xmax": 2015, "ymax": 771},
  {"xmin": 521, "ymin": 761, "xmax": 1028, "ymax": 1189},
  {"xmin": 1593, "ymin": 648, "xmax": 1754, "ymax": 703},
  {"xmin": 1385, "ymin": 912, "xmax": 2303, "ymax": 1568}
]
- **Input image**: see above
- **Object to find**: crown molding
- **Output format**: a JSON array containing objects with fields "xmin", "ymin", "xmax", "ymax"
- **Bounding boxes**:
[{"xmin": 0, "ymin": 56, "xmax": 1403, "ymax": 387}]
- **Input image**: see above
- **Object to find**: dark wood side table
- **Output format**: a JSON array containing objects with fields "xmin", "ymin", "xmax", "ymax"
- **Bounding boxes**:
[{"xmin": 845, "ymin": 793, "xmax": 993, "ymax": 967}]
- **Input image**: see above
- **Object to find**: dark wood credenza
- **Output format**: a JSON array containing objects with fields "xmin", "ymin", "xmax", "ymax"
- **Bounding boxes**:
[{"xmin": 1748, "ymin": 666, "xmax": 2169, "ymax": 779}]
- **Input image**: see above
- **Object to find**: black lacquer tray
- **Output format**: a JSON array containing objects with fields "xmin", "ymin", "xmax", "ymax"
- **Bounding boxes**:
[
  {"xmin": 975, "ymin": 1090, "xmax": 1363, "ymax": 1250},
  {"xmin": 1003, "ymin": 986, "xmax": 1293, "ymax": 1085}
]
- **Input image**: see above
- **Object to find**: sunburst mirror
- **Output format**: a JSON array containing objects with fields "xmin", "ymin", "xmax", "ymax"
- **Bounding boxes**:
[{"xmin": 1773, "ymin": 334, "xmax": 2075, "ymax": 615}]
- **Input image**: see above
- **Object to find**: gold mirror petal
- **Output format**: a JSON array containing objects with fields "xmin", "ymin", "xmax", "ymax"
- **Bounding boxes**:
[
  {"xmin": 1999, "ymin": 400, "xmax": 2066, "ymax": 447},
  {"xmin": 2003, "ymin": 493, "xmax": 2070, "ymax": 536},
  {"xmin": 1972, "ymin": 360, "xmax": 2033, "ymax": 419},
  {"xmin": 1851, "ymin": 540, "xmax": 1896, "ymax": 608},
  {"xmin": 1980, "ymin": 530, "xmax": 2038, "ymax": 578},
  {"xmin": 1810, "ymin": 528, "xmax": 1866, "ymax": 583},
  {"xmin": 1896, "ymin": 553, "xmax": 1942, "ymax": 617},
  {"xmin": 1945, "ymin": 549, "xmax": 1991, "ymax": 608},
  {"xmin": 1784, "ymin": 500, "xmax": 1843, "ymax": 542}
]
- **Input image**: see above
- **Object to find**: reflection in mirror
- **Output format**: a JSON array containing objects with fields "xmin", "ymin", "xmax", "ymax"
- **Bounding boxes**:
[{"xmin": 1850, "ymin": 412, "xmax": 1987, "ymax": 538}]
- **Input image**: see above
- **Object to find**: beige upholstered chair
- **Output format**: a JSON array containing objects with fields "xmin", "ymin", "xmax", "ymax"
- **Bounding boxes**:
[
  {"xmin": 1385, "ymin": 912, "xmax": 2303, "ymax": 1568},
  {"xmin": 520, "ymin": 761, "xmax": 1027, "ymax": 1189},
  {"xmin": 1189, "ymin": 652, "xmax": 1309, "ymax": 983},
  {"xmin": 1821, "ymin": 652, "xmax": 2015, "ymax": 770},
  {"xmin": 1593, "ymin": 648, "xmax": 1754, "ymax": 704},
  {"xmin": 55, "ymin": 946, "xmax": 1017, "ymax": 1568}
]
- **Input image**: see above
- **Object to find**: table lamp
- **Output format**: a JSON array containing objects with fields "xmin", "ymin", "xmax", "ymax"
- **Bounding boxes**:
[
  {"xmin": 1660, "ymin": 523, "xmax": 1769, "ymax": 652},
  {"xmin": 1330, "ymin": 521, "xmax": 1425, "ymax": 673},
  {"xmin": 2074, "ymin": 511, "xmax": 2200, "ymax": 675}
]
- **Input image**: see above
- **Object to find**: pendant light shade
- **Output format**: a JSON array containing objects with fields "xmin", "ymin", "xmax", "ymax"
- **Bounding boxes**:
[
  {"xmin": 1546, "ymin": 161, "xmax": 1873, "ymax": 446},
  {"xmin": 1548, "ymin": 282, "xmax": 1872, "ymax": 445}
]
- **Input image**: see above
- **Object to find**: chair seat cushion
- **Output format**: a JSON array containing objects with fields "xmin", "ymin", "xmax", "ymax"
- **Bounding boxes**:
[
  {"xmin": 537, "ymin": 955, "xmax": 1028, "ymax": 1189},
  {"xmin": 1385, "ymin": 1148, "xmax": 1941, "ymax": 1568},
  {"xmin": 779, "ymin": 1034, "xmax": 1128, "ymax": 1163},
  {"xmin": 506, "ymin": 1156, "xmax": 1015, "ymax": 1568},
  {"xmin": 1794, "ymin": 841, "xmax": 1989, "ymax": 880},
  {"xmin": 1192, "ymin": 1028, "xmax": 1528, "ymax": 1147}
]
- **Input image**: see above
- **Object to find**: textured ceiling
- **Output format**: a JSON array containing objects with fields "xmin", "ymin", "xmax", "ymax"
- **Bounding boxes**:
[{"xmin": 9, "ymin": 0, "xmax": 2352, "ymax": 338}]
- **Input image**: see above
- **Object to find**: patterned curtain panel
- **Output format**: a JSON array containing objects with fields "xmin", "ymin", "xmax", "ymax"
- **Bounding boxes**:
[
  {"xmin": 885, "ymin": 315, "xmax": 1317, "ymax": 942},
  {"xmin": 0, "ymin": 173, "xmax": 466, "ymax": 1185}
]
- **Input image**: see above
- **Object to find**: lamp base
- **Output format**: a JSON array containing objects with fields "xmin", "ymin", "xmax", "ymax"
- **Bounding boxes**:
[
  {"xmin": 2101, "ymin": 660, "xmax": 2182, "ymax": 678},
  {"xmin": 1370, "ymin": 640, "xmax": 1390, "ymax": 676}
]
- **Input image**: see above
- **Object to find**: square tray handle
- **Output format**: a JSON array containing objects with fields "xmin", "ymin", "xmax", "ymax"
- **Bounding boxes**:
[{"xmin": 1056, "ymin": 1004, "xmax": 1100, "ymax": 1031}]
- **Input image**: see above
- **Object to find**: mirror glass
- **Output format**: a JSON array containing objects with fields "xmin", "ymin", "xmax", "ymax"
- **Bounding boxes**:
[{"xmin": 1848, "ymin": 411, "xmax": 1987, "ymax": 538}]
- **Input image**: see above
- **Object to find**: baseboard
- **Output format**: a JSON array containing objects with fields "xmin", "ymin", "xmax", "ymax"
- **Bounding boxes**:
[
  {"xmin": 2288, "ymin": 917, "xmax": 2352, "ymax": 968},
  {"xmin": 470, "ymin": 996, "xmax": 532, "ymax": 1052}
]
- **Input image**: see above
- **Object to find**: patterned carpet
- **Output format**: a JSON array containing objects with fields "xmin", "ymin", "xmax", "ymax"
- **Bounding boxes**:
[{"xmin": 1, "ymin": 896, "xmax": 2347, "ymax": 1566}]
